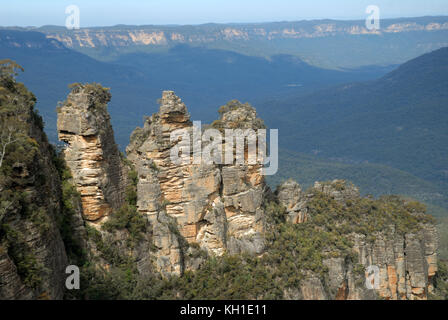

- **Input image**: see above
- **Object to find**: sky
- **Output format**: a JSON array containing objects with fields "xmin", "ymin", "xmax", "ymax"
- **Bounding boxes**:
[{"xmin": 1, "ymin": 0, "xmax": 448, "ymax": 27}]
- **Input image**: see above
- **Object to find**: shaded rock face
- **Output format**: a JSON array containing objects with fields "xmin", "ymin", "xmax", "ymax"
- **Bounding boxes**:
[
  {"xmin": 0, "ymin": 106, "xmax": 68, "ymax": 300},
  {"xmin": 127, "ymin": 91, "xmax": 267, "ymax": 260},
  {"xmin": 277, "ymin": 180, "xmax": 360, "ymax": 224},
  {"xmin": 276, "ymin": 179, "xmax": 309, "ymax": 224},
  {"xmin": 57, "ymin": 84, "xmax": 127, "ymax": 223},
  {"xmin": 0, "ymin": 216, "xmax": 68, "ymax": 300},
  {"xmin": 152, "ymin": 211, "xmax": 184, "ymax": 277},
  {"xmin": 278, "ymin": 179, "xmax": 360, "ymax": 224},
  {"xmin": 0, "ymin": 249, "xmax": 34, "ymax": 299},
  {"xmin": 276, "ymin": 179, "xmax": 438, "ymax": 300}
]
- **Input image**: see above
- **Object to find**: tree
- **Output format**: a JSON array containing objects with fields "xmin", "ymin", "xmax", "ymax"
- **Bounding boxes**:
[
  {"xmin": 0, "ymin": 59, "xmax": 24, "ymax": 79},
  {"xmin": 0, "ymin": 60, "xmax": 27, "ymax": 169},
  {"xmin": 0, "ymin": 116, "xmax": 19, "ymax": 168}
]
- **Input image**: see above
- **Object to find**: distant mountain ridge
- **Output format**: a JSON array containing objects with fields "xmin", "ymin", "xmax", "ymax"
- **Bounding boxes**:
[
  {"xmin": 3, "ymin": 16, "xmax": 448, "ymax": 68},
  {"xmin": 0, "ymin": 29, "xmax": 391, "ymax": 147}
]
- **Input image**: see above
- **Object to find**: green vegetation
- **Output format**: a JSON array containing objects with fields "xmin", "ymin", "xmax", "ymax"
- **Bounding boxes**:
[
  {"xmin": 437, "ymin": 218, "xmax": 448, "ymax": 260},
  {"xmin": 212, "ymin": 100, "xmax": 266, "ymax": 131},
  {"xmin": 1, "ymin": 223, "xmax": 46, "ymax": 289},
  {"xmin": 68, "ymin": 82, "xmax": 111, "ymax": 109},
  {"xmin": 4, "ymin": 29, "xmax": 393, "ymax": 148},
  {"xmin": 63, "ymin": 156, "xmax": 152, "ymax": 299},
  {"xmin": 2, "ymin": 35, "xmax": 447, "ymax": 299},
  {"xmin": 430, "ymin": 261, "xmax": 448, "ymax": 300},
  {"xmin": 102, "ymin": 161, "xmax": 148, "ymax": 244},
  {"xmin": 218, "ymin": 100, "xmax": 252, "ymax": 116},
  {"xmin": 52, "ymin": 150, "xmax": 88, "ymax": 265},
  {"xmin": 102, "ymin": 204, "xmax": 147, "ymax": 243},
  {"xmin": 0, "ymin": 60, "xmax": 51, "ymax": 291}
]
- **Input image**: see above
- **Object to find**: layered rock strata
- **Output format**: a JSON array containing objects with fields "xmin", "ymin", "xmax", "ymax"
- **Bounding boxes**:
[
  {"xmin": 57, "ymin": 83, "xmax": 127, "ymax": 223},
  {"xmin": 277, "ymin": 179, "xmax": 438, "ymax": 300}
]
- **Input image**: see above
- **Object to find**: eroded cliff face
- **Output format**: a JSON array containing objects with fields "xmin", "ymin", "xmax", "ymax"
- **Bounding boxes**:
[
  {"xmin": 41, "ymin": 20, "xmax": 448, "ymax": 50},
  {"xmin": 57, "ymin": 83, "xmax": 127, "ymax": 223},
  {"xmin": 277, "ymin": 179, "xmax": 438, "ymax": 300},
  {"xmin": 127, "ymin": 91, "xmax": 267, "ymax": 262},
  {"xmin": 0, "ymin": 72, "xmax": 68, "ymax": 299}
]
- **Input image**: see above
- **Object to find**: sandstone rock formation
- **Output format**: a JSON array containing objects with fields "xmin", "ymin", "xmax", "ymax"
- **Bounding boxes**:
[
  {"xmin": 152, "ymin": 211, "xmax": 184, "ymax": 277},
  {"xmin": 276, "ymin": 179, "xmax": 309, "ymax": 224},
  {"xmin": 298, "ymin": 225, "xmax": 438, "ymax": 300},
  {"xmin": 276, "ymin": 179, "xmax": 439, "ymax": 300},
  {"xmin": 313, "ymin": 180, "xmax": 360, "ymax": 202},
  {"xmin": 57, "ymin": 83, "xmax": 127, "ymax": 223},
  {"xmin": 351, "ymin": 224, "xmax": 438, "ymax": 300},
  {"xmin": 127, "ymin": 92, "xmax": 267, "ymax": 260}
]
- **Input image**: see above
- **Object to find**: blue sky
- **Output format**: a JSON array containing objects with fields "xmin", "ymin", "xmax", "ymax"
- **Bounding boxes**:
[{"xmin": 2, "ymin": 0, "xmax": 448, "ymax": 27}]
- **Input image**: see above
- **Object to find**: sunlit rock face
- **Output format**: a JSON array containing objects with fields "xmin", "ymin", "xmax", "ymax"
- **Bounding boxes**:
[
  {"xmin": 276, "ymin": 179, "xmax": 309, "ymax": 224},
  {"xmin": 42, "ymin": 21, "xmax": 448, "ymax": 50},
  {"xmin": 276, "ymin": 179, "xmax": 438, "ymax": 300},
  {"xmin": 127, "ymin": 91, "xmax": 268, "ymax": 257},
  {"xmin": 57, "ymin": 83, "xmax": 127, "ymax": 223}
]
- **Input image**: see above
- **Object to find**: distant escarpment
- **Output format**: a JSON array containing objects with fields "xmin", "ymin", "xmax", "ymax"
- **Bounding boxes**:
[
  {"xmin": 1, "ymin": 70, "xmax": 446, "ymax": 300},
  {"xmin": 37, "ymin": 18, "xmax": 448, "ymax": 51}
]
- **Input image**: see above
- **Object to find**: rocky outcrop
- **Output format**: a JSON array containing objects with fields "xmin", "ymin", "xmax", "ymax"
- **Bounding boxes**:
[
  {"xmin": 276, "ymin": 179, "xmax": 309, "ymax": 224},
  {"xmin": 276, "ymin": 179, "xmax": 439, "ymax": 300},
  {"xmin": 57, "ymin": 83, "xmax": 127, "ymax": 223},
  {"xmin": 313, "ymin": 180, "xmax": 360, "ymax": 202},
  {"xmin": 277, "ymin": 179, "xmax": 359, "ymax": 224},
  {"xmin": 351, "ymin": 224, "xmax": 438, "ymax": 300},
  {"xmin": 309, "ymin": 225, "xmax": 438, "ymax": 300},
  {"xmin": 127, "ymin": 92, "xmax": 267, "ymax": 262},
  {"xmin": 152, "ymin": 211, "xmax": 184, "ymax": 277}
]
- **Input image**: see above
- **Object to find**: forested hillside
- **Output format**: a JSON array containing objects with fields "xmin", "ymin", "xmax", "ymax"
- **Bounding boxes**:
[{"xmin": 261, "ymin": 47, "xmax": 448, "ymax": 215}]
